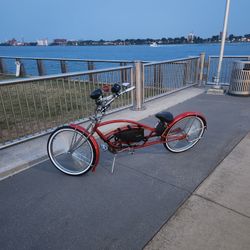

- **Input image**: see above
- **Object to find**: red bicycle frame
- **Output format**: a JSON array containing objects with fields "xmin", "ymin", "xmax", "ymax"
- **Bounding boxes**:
[
  {"xmin": 48, "ymin": 83, "xmax": 207, "ymax": 176},
  {"xmin": 70, "ymin": 111, "xmax": 206, "ymax": 172}
]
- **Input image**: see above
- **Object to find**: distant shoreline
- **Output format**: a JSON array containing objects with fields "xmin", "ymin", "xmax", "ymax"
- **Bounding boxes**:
[
  {"xmin": 1, "ymin": 33, "xmax": 250, "ymax": 47},
  {"xmin": 0, "ymin": 41, "xmax": 250, "ymax": 47}
]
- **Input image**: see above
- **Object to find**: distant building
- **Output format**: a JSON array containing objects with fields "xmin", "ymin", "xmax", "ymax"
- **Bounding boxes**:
[
  {"xmin": 52, "ymin": 39, "xmax": 67, "ymax": 46},
  {"xmin": 7, "ymin": 38, "xmax": 18, "ymax": 46},
  {"xmin": 37, "ymin": 39, "xmax": 48, "ymax": 46},
  {"xmin": 187, "ymin": 33, "xmax": 194, "ymax": 43},
  {"xmin": 67, "ymin": 40, "xmax": 78, "ymax": 46},
  {"xmin": 16, "ymin": 42, "xmax": 24, "ymax": 46}
]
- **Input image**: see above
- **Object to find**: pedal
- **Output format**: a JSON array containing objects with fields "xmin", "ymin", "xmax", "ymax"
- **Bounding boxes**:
[{"xmin": 100, "ymin": 144, "xmax": 108, "ymax": 151}]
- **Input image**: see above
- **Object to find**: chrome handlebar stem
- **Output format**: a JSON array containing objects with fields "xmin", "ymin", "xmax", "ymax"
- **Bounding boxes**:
[{"xmin": 91, "ymin": 85, "xmax": 135, "ymax": 124}]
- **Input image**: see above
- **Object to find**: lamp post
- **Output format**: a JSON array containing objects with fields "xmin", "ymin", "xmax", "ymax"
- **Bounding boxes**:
[{"xmin": 213, "ymin": 0, "xmax": 231, "ymax": 88}]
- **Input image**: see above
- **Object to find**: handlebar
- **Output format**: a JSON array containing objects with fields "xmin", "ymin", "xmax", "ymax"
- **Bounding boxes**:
[
  {"xmin": 89, "ymin": 84, "xmax": 135, "ymax": 122},
  {"xmin": 98, "ymin": 85, "xmax": 135, "ymax": 112},
  {"xmin": 119, "ymin": 86, "xmax": 135, "ymax": 95}
]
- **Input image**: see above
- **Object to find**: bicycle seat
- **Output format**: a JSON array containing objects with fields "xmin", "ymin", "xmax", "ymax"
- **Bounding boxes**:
[{"xmin": 155, "ymin": 111, "xmax": 174, "ymax": 123}]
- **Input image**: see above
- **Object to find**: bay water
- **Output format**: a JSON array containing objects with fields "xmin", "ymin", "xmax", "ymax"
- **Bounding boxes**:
[{"xmin": 0, "ymin": 43, "xmax": 249, "ymax": 61}]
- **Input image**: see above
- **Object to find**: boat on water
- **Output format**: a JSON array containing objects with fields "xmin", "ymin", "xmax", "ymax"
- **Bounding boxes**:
[{"xmin": 150, "ymin": 42, "xmax": 158, "ymax": 47}]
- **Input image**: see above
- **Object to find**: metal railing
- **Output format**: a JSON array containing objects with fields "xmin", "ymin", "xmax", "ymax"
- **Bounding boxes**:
[
  {"xmin": 0, "ymin": 55, "xmax": 203, "ymax": 148},
  {"xmin": 0, "ymin": 56, "xmax": 134, "ymax": 78},
  {"xmin": 206, "ymin": 55, "xmax": 250, "ymax": 85},
  {"xmin": 0, "ymin": 66, "xmax": 133, "ymax": 147},
  {"xmin": 143, "ymin": 57, "xmax": 200, "ymax": 101}
]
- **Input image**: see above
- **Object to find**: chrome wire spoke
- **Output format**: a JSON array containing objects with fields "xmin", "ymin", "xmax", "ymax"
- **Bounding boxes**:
[
  {"xmin": 72, "ymin": 151, "xmax": 92, "ymax": 165},
  {"xmin": 68, "ymin": 133, "xmax": 89, "ymax": 153}
]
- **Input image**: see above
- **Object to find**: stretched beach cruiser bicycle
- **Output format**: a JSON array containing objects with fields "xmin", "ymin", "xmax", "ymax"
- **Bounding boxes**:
[{"xmin": 47, "ymin": 83, "xmax": 207, "ymax": 175}]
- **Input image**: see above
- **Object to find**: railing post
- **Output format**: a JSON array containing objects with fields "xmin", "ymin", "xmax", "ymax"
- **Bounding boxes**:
[
  {"xmin": 87, "ymin": 61, "xmax": 94, "ymax": 82},
  {"xmin": 87, "ymin": 61, "xmax": 94, "ymax": 71},
  {"xmin": 60, "ymin": 60, "xmax": 67, "ymax": 73},
  {"xmin": 15, "ymin": 58, "xmax": 26, "ymax": 77},
  {"xmin": 206, "ymin": 56, "xmax": 211, "ymax": 84},
  {"xmin": 132, "ymin": 61, "xmax": 145, "ymax": 110},
  {"xmin": 37, "ymin": 59, "xmax": 46, "ymax": 76},
  {"xmin": 199, "ymin": 52, "xmax": 205, "ymax": 85},
  {"xmin": 0, "ymin": 58, "xmax": 6, "ymax": 74}
]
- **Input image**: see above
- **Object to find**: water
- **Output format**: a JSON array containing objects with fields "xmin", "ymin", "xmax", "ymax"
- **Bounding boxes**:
[{"xmin": 0, "ymin": 43, "xmax": 249, "ymax": 61}]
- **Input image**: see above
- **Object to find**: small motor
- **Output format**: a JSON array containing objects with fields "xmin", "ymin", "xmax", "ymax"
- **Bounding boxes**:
[{"xmin": 115, "ymin": 126, "xmax": 144, "ymax": 143}]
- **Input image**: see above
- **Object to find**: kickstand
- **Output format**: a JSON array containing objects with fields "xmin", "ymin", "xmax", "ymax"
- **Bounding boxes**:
[
  {"xmin": 129, "ymin": 148, "xmax": 135, "ymax": 155},
  {"xmin": 111, "ymin": 154, "xmax": 117, "ymax": 174}
]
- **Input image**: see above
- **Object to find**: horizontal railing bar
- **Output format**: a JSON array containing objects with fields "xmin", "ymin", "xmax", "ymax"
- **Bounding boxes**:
[
  {"xmin": 0, "ymin": 65, "xmax": 133, "ymax": 86},
  {"xmin": 0, "ymin": 56, "xmax": 135, "ymax": 64},
  {"xmin": 144, "ymin": 56, "xmax": 200, "ymax": 66},
  {"xmin": 209, "ymin": 55, "xmax": 250, "ymax": 58}
]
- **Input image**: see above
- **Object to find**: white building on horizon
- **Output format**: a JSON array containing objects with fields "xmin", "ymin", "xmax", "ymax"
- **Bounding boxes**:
[
  {"xmin": 187, "ymin": 32, "xmax": 195, "ymax": 43},
  {"xmin": 37, "ymin": 39, "xmax": 48, "ymax": 46}
]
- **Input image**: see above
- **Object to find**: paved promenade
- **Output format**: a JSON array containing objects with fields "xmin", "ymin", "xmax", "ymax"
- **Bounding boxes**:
[
  {"xmin": 1, "ymin": 89, "xmax": 250, "ymax": 249},
  {"xmin": 145, "ymin": 131, "xmax": 250, "ymax": 250}
]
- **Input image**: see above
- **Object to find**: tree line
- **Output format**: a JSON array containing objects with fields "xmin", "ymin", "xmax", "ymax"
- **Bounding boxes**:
[{"xmin": 1, "ymin": 34, "xmax": 250, "ymax": 46}]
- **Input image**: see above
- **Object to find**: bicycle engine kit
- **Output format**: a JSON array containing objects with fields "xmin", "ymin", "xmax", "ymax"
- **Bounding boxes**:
[{"xmin": 114, "ymin": 125, "xmax": 145, "ymax": 143}]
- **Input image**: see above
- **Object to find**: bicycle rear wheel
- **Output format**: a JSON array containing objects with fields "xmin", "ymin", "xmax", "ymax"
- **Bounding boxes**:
[
  {"xmin": 47, "ymin": 126, "xmax": 96, "ymax": 175},
  {"xmin": 164, "ymin": 116, "xmax": 205, "ymax": 153}
]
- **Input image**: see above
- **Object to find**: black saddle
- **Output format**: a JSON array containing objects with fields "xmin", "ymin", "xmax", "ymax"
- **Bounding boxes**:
[{"xmin": 155, "ymin": 111, "xmax": 174, "ymax": 123}]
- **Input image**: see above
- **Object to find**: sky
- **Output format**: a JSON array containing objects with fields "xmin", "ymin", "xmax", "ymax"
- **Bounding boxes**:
[{"xmin": 0, "ymin": 0, "xmax": 249, "ymax": 42}]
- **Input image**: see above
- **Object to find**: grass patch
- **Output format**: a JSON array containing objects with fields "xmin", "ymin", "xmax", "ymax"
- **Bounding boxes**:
[{"xmin": 0, "ymin": 78, "xmax": 132, "ymax": 144}]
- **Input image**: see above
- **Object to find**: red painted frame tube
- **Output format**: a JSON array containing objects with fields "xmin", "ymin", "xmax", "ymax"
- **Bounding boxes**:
[
  {"xmin": 97, "ymin": 119, "xmax": 154, "ymax": 131},
  {"xmin": 94, "ymin": 119, "xmax": 158, "ymax": 147},
  {"xmin": 95, "ymin": 120, "xmax": 155, "ymax": 139}
]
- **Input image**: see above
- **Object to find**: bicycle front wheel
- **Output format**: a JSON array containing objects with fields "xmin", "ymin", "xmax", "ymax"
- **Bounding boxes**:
[
  {"xmin": 47, "ymin": 126, "xmax": 96, "ymax": 175},
  {"xmin": 164, "ymin": 116, "xmax": 205, "ymax": 153}
]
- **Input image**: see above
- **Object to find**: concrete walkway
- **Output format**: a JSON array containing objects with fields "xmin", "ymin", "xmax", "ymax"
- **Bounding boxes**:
[
  {"xmin": 145, "ymin": 132, "xmax": 250, "ymax": 250},
  {"xmin": 1, "ymin": 89, "xmax": 250, "ymax": 250}
]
